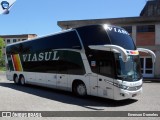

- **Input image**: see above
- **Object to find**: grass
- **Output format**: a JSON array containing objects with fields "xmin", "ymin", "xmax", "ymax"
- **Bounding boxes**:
[{"xmin": 0, "ymin": 66, "xmax": 6, "ymax": 71}]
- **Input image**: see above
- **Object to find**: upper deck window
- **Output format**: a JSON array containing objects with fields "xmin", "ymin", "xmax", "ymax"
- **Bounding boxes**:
[
  {"xmin": 6, "ymin": 31, "xmax": 82, "ymax": 54},
  {"xmin": 122, "ymin": 26, "xmax": 132, "ymax": 33},
  {"xmin": 76, "ymin": 25, "xmax": 111, "ymax": 49},
  {"xmin": 105, "ymin": 25, "xmax": 136, "ymax": 50},
  {"xmin": 77, "ymin": 25, "xmax": 136, "ymax": 50}
]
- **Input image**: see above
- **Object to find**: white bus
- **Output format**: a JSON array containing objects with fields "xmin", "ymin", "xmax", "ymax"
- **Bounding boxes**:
[{"xmin": 6, "ymin": 24, "xmax": 156, "ymax": 100}]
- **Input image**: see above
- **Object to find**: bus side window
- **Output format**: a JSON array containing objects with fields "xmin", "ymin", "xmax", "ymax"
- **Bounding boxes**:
[
  {"xmin": 90, "ymin": 59, "xmax": 114, "ymax": 78},
  {"xmin": 99, "ymin": 60, "xmax": 114, "ymax": 77}
]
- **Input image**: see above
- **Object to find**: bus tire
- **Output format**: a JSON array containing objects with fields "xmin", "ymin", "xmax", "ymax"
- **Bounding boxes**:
[
  {"xmin": 13, "ymin": 74, "xmax": 19, "ymax": 84},
  {"xmin": 19, "ymin": 75, "xmax": 25, "ymax": 86},
  {"xmin": 73, "ymin": 81, "xmax": 87, "ymax": 97}
]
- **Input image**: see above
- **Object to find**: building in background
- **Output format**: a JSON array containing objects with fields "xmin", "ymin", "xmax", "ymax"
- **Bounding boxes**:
[
  {"xmin": 140, "ymin": 0, "xmax": 160, "ymax": 17},
  {"xmin": 0, "ymin": 34, "xmax": 37, "ymax": 57},
  {"xmin": 0, "ymin": 34, "xmax": 37, "ymax": 45},
  {"xmin": 58, "ymin": 0, "xmax": 160, "ymax": 78}
]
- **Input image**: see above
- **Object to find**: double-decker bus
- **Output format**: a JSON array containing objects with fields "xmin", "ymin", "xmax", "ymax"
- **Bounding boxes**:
[{"xmin": 6, "ymin": 24, "xmax": 156, "ymax": 100}]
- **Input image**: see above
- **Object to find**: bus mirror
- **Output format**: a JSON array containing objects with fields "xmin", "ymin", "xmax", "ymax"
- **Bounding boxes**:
[
  {"xmin": 111, "ymin": 49, "xmax": 119, "ymax": 53},
  {"xmin": 137, "ymin": 48, "xmax": 156, "ymax": 63},
  {"xmin": 88, "ymin": 45, "xmax": 129, "ymax": 62}
]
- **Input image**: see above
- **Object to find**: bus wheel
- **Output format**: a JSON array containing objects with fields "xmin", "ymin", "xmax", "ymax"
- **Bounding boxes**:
[
  {"xmin": 73, "ymin": 82, "xmax": 87, "ymax": 97},
  {"xmin": 19, "ymin": 75, "xmax": 25, "ymax": 86},
  {"xmin": 13, "ymin": 75, "xmax": 19, "ymax": 84}
]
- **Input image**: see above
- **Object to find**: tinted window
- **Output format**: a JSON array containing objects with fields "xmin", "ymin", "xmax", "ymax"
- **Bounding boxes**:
[
  {"xmin": 20, "ymin": 50, "xmax": 85, "ymax": 75},
  {"xmin": 76, "ymin": 25, "xmax": 111, "ymax": 49},
  {"xmin": 6, "ymin": 31, "xmax": 82, "ymax": 55},
  {"xmin": 122, "ymin": 26, "xmax": 132, "ymax": 33},
  {"xmin": 106, "ymin": 26, "xmax": 136, "ymax": 50},
  {"xmin": 88, "ymin": 51, "xmax": 115, "ymax": 78},
  {"xmin": 29, "ymin": 31, "xmax": 82, "ymax": 52},
  {"xmin": 77, "ymin": 25, "xmax": 136, "ymax": 50},
  {"xmin": 6, "ymin": 43, "xmax": 21, "ymax": 54},
  {"xmin": 99, "ymin": 60, "xmax": 113, "ymax": 76}
]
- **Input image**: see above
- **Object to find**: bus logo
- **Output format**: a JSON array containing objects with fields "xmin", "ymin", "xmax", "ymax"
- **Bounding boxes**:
[
  {"xmin": 22, "ymin": 50, "xmax": 60, "ymax": 62},
  {"xmin": 1, "ymin": 1, "xmax": 9, "ymax": 9}
]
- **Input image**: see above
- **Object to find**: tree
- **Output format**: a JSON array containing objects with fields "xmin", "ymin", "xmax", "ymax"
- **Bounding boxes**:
[{"xmin": 0, "ymin": 37, "xmax": 5, "ymax": 66}]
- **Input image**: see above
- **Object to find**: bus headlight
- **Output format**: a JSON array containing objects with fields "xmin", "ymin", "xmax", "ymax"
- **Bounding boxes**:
[
  {"xmin": 118, "ymin": 84, "xmax": 142, "ymax": 91},
  {"xmin": 119, "ymin": 84, "xmax": 128, "ymax": 90}
]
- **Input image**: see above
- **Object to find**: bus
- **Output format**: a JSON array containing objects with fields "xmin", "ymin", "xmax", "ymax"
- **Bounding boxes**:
[{"xmin": 5, "ymin": 24, "xmax": 156, "ymax": 100}]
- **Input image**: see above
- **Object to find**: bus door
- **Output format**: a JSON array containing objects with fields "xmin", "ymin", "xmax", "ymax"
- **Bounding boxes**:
[
  {"xmin": 97, "ymin": 60, "xmax": 114, "ymax": 99},
  {"xmin": 89, "ymin": 74, "xmax": 98, "ymax": 96}
]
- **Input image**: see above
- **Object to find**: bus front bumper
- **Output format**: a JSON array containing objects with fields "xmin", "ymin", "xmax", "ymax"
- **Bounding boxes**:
[{"xmin": 113, "ymin": 87, "xmax": 142, "ymax": 100}]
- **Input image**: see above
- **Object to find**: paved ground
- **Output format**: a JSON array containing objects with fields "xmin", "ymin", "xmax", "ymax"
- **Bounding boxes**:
[{"xmin": 0, "ymin": 72, "xmax": 160, "ymax": 120}]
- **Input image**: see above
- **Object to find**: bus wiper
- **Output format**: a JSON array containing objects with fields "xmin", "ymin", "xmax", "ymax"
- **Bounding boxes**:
[
  {"xmin": 117, "ymin": 75, "xmax": 128, "ymax": 80},
  {"xmin": 117, "ymin": 75, "xmax": 133, "ymax": 81}
]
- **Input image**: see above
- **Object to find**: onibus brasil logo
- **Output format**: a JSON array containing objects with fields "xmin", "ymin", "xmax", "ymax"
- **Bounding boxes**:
[{"xmin": 0, "ymin": 0, "xmax": 16, "ymax": 14}]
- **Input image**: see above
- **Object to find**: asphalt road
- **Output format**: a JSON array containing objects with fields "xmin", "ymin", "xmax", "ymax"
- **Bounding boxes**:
[{"xmin": 0, "ymin": 72, "xmax": 160, "ymax": 120}]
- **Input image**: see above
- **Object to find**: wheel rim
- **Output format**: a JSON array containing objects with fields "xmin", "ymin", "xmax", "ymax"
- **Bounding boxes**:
[
  {"xmin": 20, "ymin": 77, "xmax": 25, "ymax": 85},
  {"xmin": 15, "ymin": 77, "xmax": 19, "ymax": 83},
  {"xmin": 77, "ymin": 84, "xmax": 86, "ymax": 96}
]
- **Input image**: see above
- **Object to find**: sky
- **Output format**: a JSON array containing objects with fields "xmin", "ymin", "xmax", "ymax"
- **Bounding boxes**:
[{"xmin": 0, "ymin": 0, "xmax": 146, "ymax": 37}]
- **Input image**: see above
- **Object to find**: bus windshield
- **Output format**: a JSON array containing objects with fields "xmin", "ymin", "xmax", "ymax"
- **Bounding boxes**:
[
  {"xmin": 105, "ymin": 25, "xmax": 136, "ymax": 50},
  {"xmin": 115, "ymin": 54, "xmax": 142, "ymax": 81}
]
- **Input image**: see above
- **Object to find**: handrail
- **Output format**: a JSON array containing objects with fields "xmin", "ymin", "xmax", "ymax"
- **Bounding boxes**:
[
  {"xmin": 137, "ymin": 48, "xmax": 156, "ymax": 63},
  {"xmin": 88, "ymin": 45, "xmax": 128, "ymax": 62}
]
